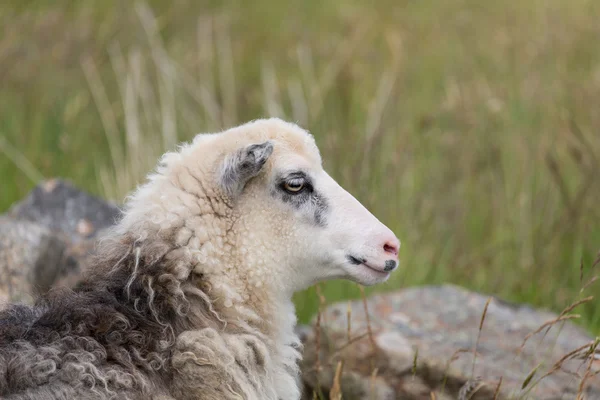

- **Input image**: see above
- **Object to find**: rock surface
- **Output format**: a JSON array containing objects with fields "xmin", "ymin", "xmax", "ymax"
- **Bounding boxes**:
[
  {"xmin": 300, "ymin": 285, "xmax": 600, "ymax": 399},
  {"xmin": 7, "ymin": 179, "xmax": 121, "ymax": 238},
  {"xmin": 2, "ymin": 180, "xmax": 599, "ymax": 399},
  {"xmin": 0, "ymin": 179, "xmax": 121, "ymax": 304}
]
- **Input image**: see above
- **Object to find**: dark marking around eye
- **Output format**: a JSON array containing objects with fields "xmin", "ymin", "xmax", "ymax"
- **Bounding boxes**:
[
  {"xmin": 279, "ymin": 190, "xmax": 309, "ymax": 206},
  {"xmin": 272, "ymin": 170, "xmax": 330, "ymax": 227},
  {"xmin": 312, "ymin": 193, "xmax": 328, "ymax": 227}
]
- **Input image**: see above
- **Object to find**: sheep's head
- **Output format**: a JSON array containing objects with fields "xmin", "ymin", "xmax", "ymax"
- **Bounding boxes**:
[
  {"xmin": 120, "ymin": 118, "xmax": 399, "ymax": 297},
  {"xmin": 212, "ymin": 119, "xmax": 399, "ymax": 293}
]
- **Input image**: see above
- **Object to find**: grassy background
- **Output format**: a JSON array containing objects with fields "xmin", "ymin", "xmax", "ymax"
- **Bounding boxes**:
[{"xmin": 1, "ymin": 0, "xmax": 600, "ymax": 331}]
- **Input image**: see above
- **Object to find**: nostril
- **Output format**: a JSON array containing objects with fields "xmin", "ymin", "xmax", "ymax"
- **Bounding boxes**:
[{"xmin": 383, "ymin": 242, "xmax": 398, "ymax": 256}]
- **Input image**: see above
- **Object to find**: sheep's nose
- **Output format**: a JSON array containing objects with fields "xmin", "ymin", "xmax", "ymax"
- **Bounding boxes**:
[
  {"xmin": 383, "ymin": 238, "xmax": 400, "ymax": 257},
  {"xmin": 382, "ymin": 238, "xmax": 400, "ymax": 272}
]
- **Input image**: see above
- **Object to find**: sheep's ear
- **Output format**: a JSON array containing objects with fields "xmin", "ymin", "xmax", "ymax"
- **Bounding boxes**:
[{"xmin": 219, "ymin": 141, "xmax": 274, "ymax": 197}]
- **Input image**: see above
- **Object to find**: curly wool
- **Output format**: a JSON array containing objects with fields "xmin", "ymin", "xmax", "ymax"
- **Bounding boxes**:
[{"xmin": 0, "ymin": 224, "xmax": 301, "ymax": 400}]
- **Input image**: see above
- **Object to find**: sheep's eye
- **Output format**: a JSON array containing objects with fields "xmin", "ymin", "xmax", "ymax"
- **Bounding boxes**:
[{"xmin": 283, "ymin": 179, "xmax": 306, "ymax": 194}]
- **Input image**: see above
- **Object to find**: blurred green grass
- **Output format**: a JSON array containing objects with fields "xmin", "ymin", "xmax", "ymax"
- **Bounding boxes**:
[{"xmin": 1, "ymin": 0, "xmax": 600, "ymax": 330}]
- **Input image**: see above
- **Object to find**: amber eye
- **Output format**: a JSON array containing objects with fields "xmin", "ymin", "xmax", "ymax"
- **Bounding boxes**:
[{"xmin": 283, "ymin": 179, "xmax": 305, "ymax": 193}]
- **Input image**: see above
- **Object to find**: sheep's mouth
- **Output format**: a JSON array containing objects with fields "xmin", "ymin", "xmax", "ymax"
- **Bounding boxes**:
[{"xmin": 346, "ymin": 255, "xmax": 389, "ymax": 276}]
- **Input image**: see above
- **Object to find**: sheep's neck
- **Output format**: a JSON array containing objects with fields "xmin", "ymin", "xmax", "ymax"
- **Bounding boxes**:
[
  {"xmin": 180, "ymin": 212, "xmax": 296, "ymax": 342},
  {"xmin": 194, "ymin": 265, "xmax": 296, "ymax": 341}
]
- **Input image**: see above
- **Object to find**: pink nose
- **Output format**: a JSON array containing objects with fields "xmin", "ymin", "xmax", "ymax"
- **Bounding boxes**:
[{"xmin": 383, "ymin": 238, "xmax": 400, "ymax": 257}]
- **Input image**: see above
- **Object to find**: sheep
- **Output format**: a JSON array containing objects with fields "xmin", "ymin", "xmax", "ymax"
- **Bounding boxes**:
[{"xmin": 0, "ymin": 118, "xmax": 400, "ymax": 400}]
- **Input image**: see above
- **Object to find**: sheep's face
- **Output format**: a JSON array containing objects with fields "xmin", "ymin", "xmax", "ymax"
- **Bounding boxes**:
[{"xmin": 214, "ymin": 119, "xmax": 400, "ymax": 294}]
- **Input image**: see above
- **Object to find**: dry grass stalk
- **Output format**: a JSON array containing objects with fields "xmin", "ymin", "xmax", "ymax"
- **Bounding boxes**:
[
  {"xmin": 346, "ymin": 301, "xmax": 352, "ymax": 342},
  {"xmin": 196, "ymin": 16, "xmax": 216, "ymax": 113},
  {"xmin": 313, "ymin": 308, "xmax": 323, "ymax": 399},
  {"xmin": 212, "ymin": 15, "xmax": 237, "ymax": 127},
  {"xmin": 522, "ymin": 340, "xmax": 598, "ymax": 395},
  {"xmin": 458, "ymin": 376, "xmax": 484, "ymax": 400},
  {"xmin": 440, "ymin": 348, "xmax": 471, "ymax": 394},
  {"xmin": 576, "ymin": 340, "xmax": 599, "ymax": 399},
  {"xmin": 304, "ymin": 332, "xmax": 372, "ymax": 375},
  {"xmin": 521, "ymin": 362, "xmax": 541, "ymax": 390},
  {"xmin": 369, "ymin": 367, "xmax": 379, "ymax": 400},
  {"xmin": 593, "ymin": 252, "xmax": 600, "ymax": 269},
  {"xmin": 298, "ymin": 20, "xmax": 373, "ymax": 123},
  {"xmin": 519, "ymin": 258, "xmax": 600, "ymax": 396},
  {"xmin": 471, "ymin": 297, "xmax": 491, "ymax": 378},
  {"xmin": 412, "ymin": 347, "xmax": 419, "ymax": 377},
  {"xmin": 361, "ymin": 51, "xmax": 401, "ymax": 178},
  {"xmin": 329, "ymin": 360, "xmax": 344, "ymax": 400},
  {"xmin": 81, "ymin": 56, "xmax": 123, "ymax": 182},
  {"xmin": 312, "ymin": 283, "xmax": 332, "ymax": 399},
  {"xmin": 261, "ymin": 59, "xmax": 285, "ymax": 119},
  {"xmin": 328, "ymin": 332, "xmax": 370, "ymax": 360},
  {"xmin": 550, "ymin": 341, "xmax": 596, "ymax": 371},
  {"xmin": 579, "ymin": 254, "xmax": 600, "ymax": 294},
  {"xmin": 578, "ymin": 337, "xmax": 600, "ymax": 361},
  {"xmin": 430, "ymin": 392, "xmax": 436, "ymax": 400},
  {"xmin": 0, "ymin": 135, "xmax": 44, "ymax": 184},
  {"xmin": 287, "ymin": 78, "xmax": 308, "ymax": 126},
  {"xmin": 518, "ymin": 314, "xmax": 581, "ymax": 353},
  {"xmin": 358, "ymin": 285, "xmax": 377, "ymax": 364},
  {"xmin": 581, "ymin": 276, "xmax": 599, "ymax": 293},
  {"xmin": 316, "ymin": 284, "xmax": 328, "ymax": 326},
  {"xmin": 540, "ymin": 296, "xmax": 594, "ymax": 340},
  {"xmin": 546, "ymin": 152, "xmax": 573, "ymax": 214},
  {"xmin": 576, "ymin": 371, "xmax": 594, "ymax": 400},
  {"xmin": 559, "ymin": 296, "xmax": 594, "ymax": 318},
  {"xmin": 355, "ymin": 285, "xmax": 380, "ymax": 400},
  {"xmin": 492, "ymin": 376, "xmax": 503, "ymax": 400}
]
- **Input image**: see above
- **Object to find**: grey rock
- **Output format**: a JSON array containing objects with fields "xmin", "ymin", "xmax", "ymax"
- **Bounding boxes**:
[
  {"xmin": 301, "ymin": 285, "xmax": 600, "ymax": 399},
  {"xmin": 0, "ymin": 179, "xmax": 121, "ymax": 304},
  {"xmin": 8, "ymin": 178, "xmax": 121, "ymax": 238},
  {"xmin": 0, "ymin": 218, "xmax": 60, "ymax": 303}
]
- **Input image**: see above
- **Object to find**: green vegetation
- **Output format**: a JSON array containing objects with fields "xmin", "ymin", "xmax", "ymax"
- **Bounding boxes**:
[{"xmin": 2, "ymin": 0, "xmax": 600, "ymax": 330}]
